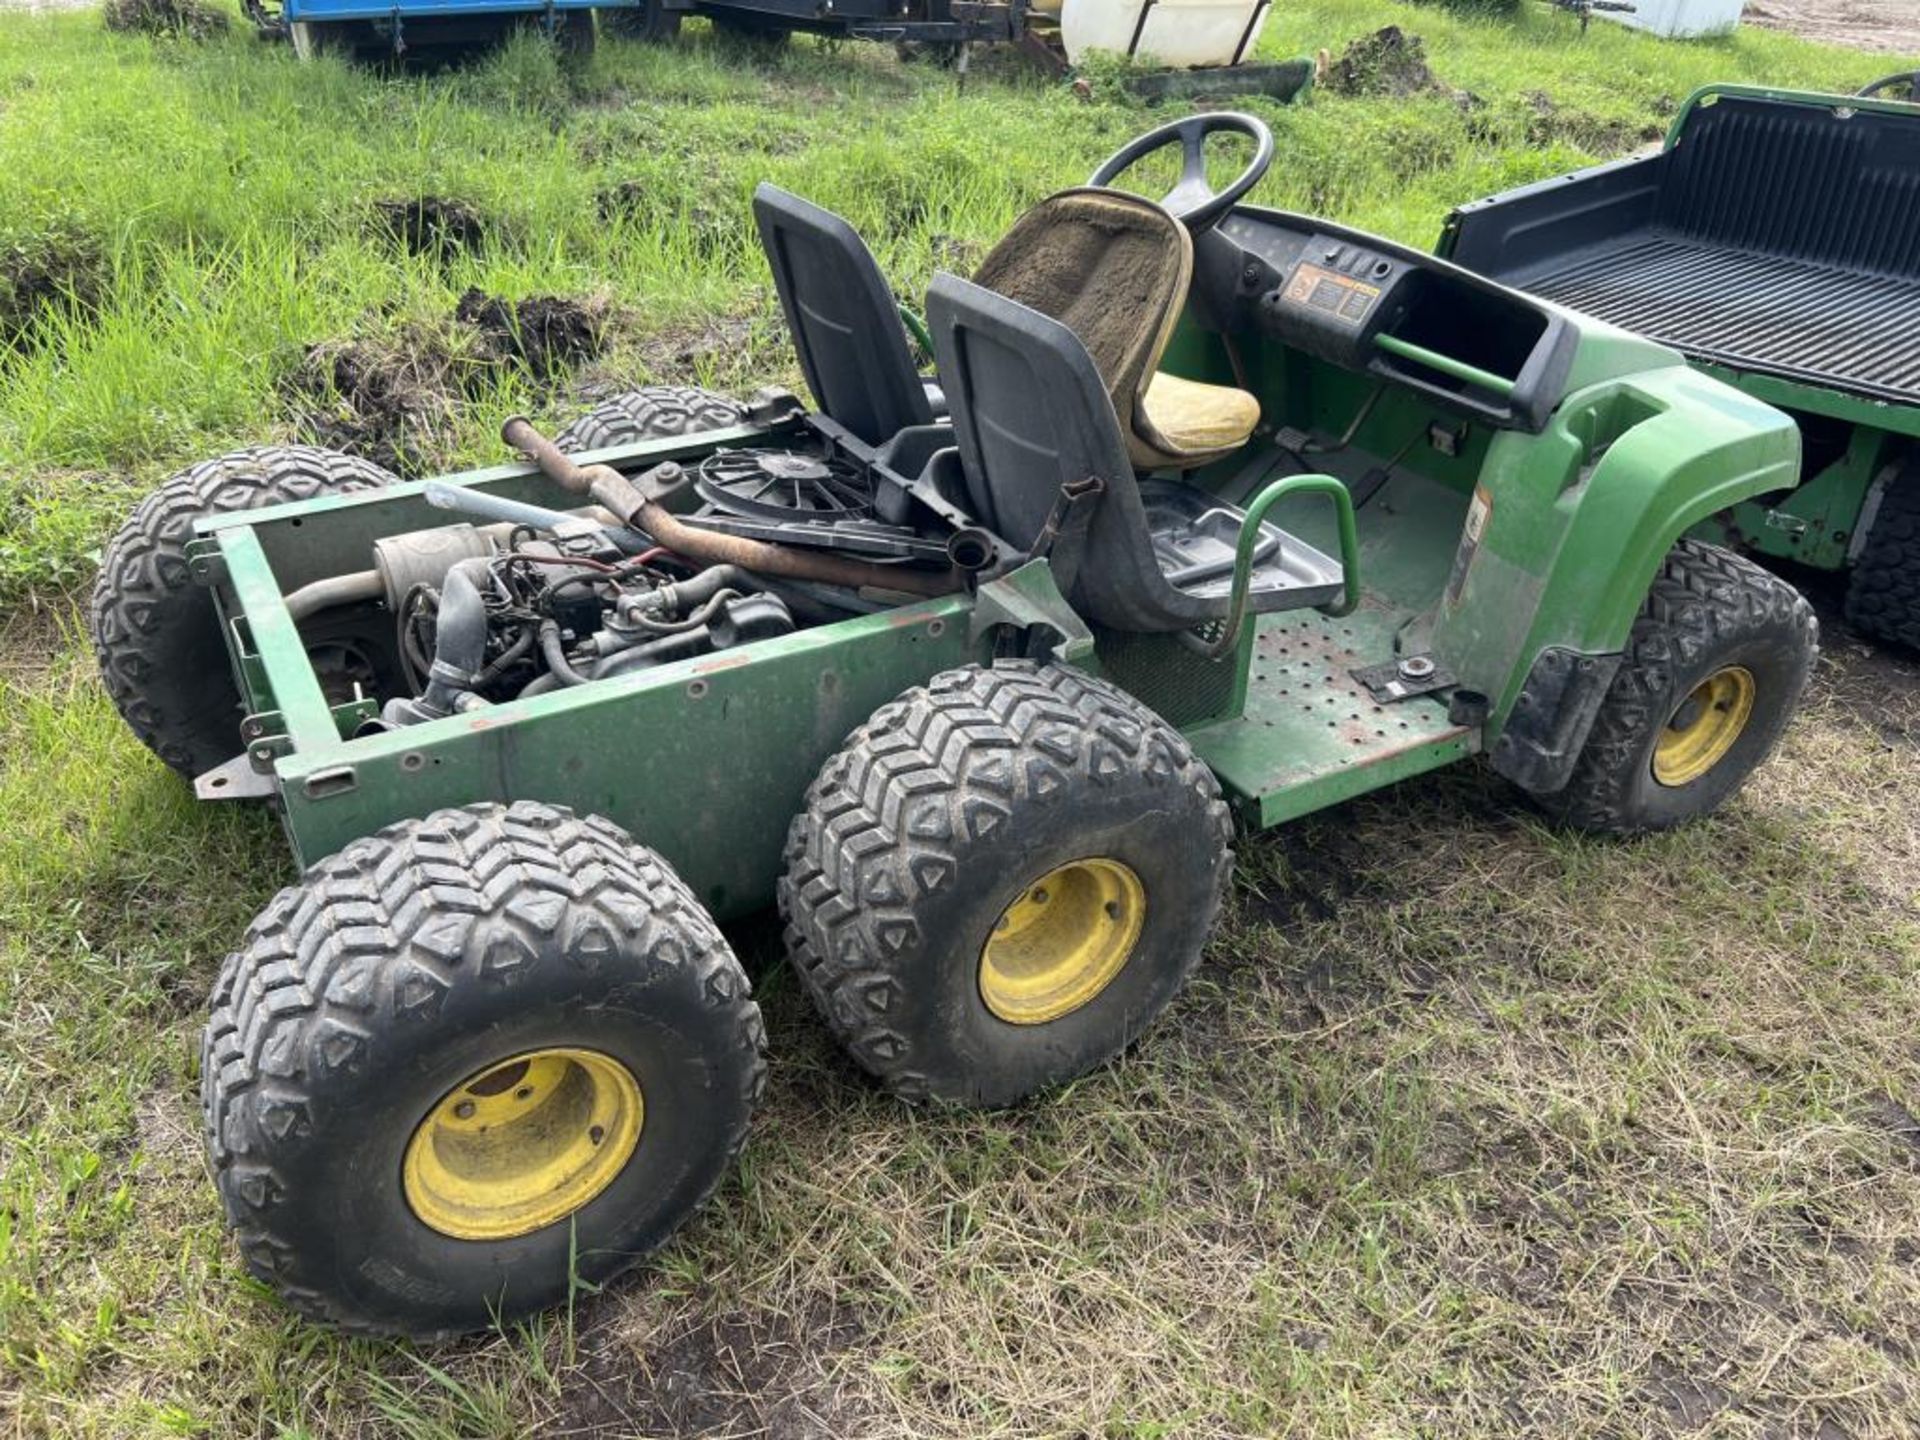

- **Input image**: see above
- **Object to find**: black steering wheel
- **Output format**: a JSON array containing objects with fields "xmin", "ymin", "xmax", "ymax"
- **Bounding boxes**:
[
  {"xmin": 1858, "ymin": 72, "xmax": 1919, "ymax": 104},
  {"xmin": 1088, "ymin": 112, "xmax": 1275, "ymax": 233}
]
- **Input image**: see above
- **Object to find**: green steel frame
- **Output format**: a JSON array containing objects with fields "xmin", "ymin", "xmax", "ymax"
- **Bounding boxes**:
[{"xmin": 188, "ymin": 242, "xmax": 1802, "ymax": 919}]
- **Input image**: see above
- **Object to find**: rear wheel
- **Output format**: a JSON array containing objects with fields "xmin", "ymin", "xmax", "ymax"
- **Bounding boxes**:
[
  {"xmin": 1844, "ymin": 453, "xmax": 1920, "ymax": 652},
  {"xmin": 555, "ymin": 384, "xmax": 746, "ymax": 453},
  {"xmin": 201, "ymin": 802, "xmax": 765, "ymax": 1338},
  {"xmin": 604, "ymin": 0, "xmax": 680, "ymax": 41},
  {"xmin": 91, "ymin": 445, "xmax": 397, "ymax": 779},
  {"xmin": 708, "ymin": 9, "xmax": 790, "ymax": 49},
  {"xmin": 1534, "ymin": 539, "xmax": 1817, "ymax": 833},
  {"xmin": 780, "ymin": 661, "xmax": 1233, "ymax": 1107}
]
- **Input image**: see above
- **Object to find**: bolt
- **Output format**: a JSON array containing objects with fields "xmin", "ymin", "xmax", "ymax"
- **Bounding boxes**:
[
  {"xmin": 1104, "ymin": 901, "xmax": 1122, "ymax": 921},
  {"xmin": 515, "ymin": 1087, "xmax": 533, "ymax": 1101},
  {"xmin": 589, "ymin": 1125, "xmax": 605, "ymax": 1145},
  {"xmin": 453, "ymin": 1100, "xmax": 476, "ymax": 1120},
  {"xmin": 1398, "ymin": 655, "xmax": 1437, "ymax": 681},
  {"xmin": 1031, "ymin": 888, "xmax": 1049, "ymax": 905}
]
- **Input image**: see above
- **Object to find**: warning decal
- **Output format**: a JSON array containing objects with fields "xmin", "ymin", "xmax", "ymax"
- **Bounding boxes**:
[{"xmin": 1282, "ymin": 262, "xmax": 1382, "ymax": 328}]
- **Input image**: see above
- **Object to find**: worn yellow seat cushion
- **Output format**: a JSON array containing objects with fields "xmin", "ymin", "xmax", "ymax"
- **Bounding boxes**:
[{"xmin": 1137, "ymin": 371, "xmax": 1261, "ymax": 460}]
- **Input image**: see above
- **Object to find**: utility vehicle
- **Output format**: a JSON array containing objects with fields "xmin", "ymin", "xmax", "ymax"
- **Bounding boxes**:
[
  {"xmin": 93, "ymin": 113, "xmax": 1819, "ymax": 1338},
  {"xmin": 1442, "ymin": 80, "xmax": 1920, "ymax": 651}
]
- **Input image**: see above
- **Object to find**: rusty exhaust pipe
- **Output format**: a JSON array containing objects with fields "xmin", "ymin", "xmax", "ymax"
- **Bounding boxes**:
[{"xmin": 501, "ymin": 417, "xmax": 959, "ymax": 599}]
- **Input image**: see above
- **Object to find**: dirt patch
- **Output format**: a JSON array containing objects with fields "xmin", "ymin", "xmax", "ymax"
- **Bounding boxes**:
[
  {"xmin": 1319, "ymin": 27, "xmax": 1470, "ymax": 103},
  {"xmin": 454, "ymin": 288, "xmax": 607, "ymax": 380},
  {"xmin": 101, "ymin": 0, "xmax": 228, "ymax": 38},
  {"xmin": 1745, "ymin": 0, "xmax": 1920, "ymax": 56},
  {"xmin": 282, "ymin": 293, "xmax": 609, "ymax": 471},
  {"xmin": 0, "ymin": 232, "xmax": 102, "ymax": 346},
  {"xmin": 633, "ymin": 310, "xmax": 781, "ymax": 390},
  {"xmin": 283, "ymin": 330, "xmax": 464, "ymax": 474},
  {"xmin": 372, "ymin": 197, "xmax": 489, "ymax": 261},
  {"xmin": 547, "ymin": 1297, "xmax": 870, "ymax": 1438},
  {"xmin": 1518, "ymin": 89, "xmax": 1664, "ymax": 155}
]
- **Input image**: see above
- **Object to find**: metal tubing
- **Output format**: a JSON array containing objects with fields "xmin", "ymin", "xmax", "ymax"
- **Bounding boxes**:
[
  {"xmin": 1201, "ymin": 473, "xmax": 1361, "ymax": 659},
  {"xmin": 501, "ymin": 416, "xmax": 960, "ymax": 599},
  {"xmin": 283, "ymin": 569, "xmax": 383, "ymax": 623}
]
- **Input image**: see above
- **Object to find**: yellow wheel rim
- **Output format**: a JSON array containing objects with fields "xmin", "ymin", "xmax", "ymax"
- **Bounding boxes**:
[
  {"xmin": 979, "ymin": 858, "xmax": 1146, "ymax": 1026},
  {"xmin": 402, "ymin": 1048, "xmax": 643, "ymax": 1241},
  {"xmin": 1653, "ymin": 666, "xmax": 1757, "ymax": 787}
]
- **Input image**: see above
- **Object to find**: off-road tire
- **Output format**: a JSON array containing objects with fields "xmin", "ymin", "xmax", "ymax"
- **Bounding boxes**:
[
  {"xmin": 604, "ymin": 0, "xmax": 680, "ymax": 41},
  {"xmin": 1844, "ymin": 454, "xmax": 1920, "ymax": 652},
  {"xmin": 708, "ymin": 10, "xmax": 790, "ymax": 48},
  {"xmin": 1535, "ymin": 539, "xmax": 1817, "ymax": 834},
  {"xmin": 779, "ymin": 661, "xmax": 1234, "ymax": 1108},
  {"xmin": 201, "ymin": 801, "xmax": 766, "ymax": 1339},
  {"xmin": 91, "ymin": 445, "xmax": 397, "ymax": 780},
  {"xmin": 550, "ymin": 7, "xmax": 596, "ymax": 57},
  {"xmin": 554, "ymin": 385, "xmax": 745, "ymax": 454}
]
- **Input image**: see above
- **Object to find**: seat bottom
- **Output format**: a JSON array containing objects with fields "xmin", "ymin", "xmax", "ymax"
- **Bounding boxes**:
[{"xmin": 1139, "ymin": 371, "xmax": 1262, "ymax": 462}]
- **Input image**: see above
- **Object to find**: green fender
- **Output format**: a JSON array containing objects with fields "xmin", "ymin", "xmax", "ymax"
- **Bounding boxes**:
[{"xmin": 1433, "ymin": 357, "xmax": 1801, "ymax": 733}]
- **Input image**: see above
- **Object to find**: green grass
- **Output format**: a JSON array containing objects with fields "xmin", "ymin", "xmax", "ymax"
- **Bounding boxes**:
[{"xmin": 0, "ymin": 2, "xmax": 1917, "ymax": 1435}]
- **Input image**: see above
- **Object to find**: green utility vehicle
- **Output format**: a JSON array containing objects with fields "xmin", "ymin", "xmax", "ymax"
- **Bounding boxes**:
[
  {"xmin": 94, "ymin": 114, "xmax": 1819, "ymax": 1339},
  {"xmin": 1442, "ymin": 81, "xmax": 1920, "ymax": 650}
]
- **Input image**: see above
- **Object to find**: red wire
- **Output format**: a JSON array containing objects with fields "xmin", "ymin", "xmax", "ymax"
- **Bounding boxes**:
[{"xmin": 510, "ymin": 552, "xmax": 619, "ymax": 574}]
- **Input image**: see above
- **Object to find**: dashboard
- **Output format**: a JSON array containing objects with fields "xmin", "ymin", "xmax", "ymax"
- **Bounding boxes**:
[{"xmin": 1208, "ymin": 208, "xmax": 1580, "ymax": 433}]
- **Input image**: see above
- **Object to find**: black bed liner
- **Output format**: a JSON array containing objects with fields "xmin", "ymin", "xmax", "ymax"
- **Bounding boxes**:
[{"xmin": 1442, "ymin": 91, "xmax": 1920, "ymax": 408}]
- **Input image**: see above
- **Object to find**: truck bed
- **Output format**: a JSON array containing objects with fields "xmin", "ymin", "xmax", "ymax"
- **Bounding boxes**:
[{"xmin": 1442, "ymin": 89, "xmax": 1920, "ymax": 408}]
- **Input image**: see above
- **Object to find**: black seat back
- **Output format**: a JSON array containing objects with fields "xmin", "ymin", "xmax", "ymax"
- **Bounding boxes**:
[
  {"xmin": 753, "ymin": 184, "xmax": 933, "ymax": 445},
  {"xmin": 926, "ymin": 273, "xmax": 1224, "ymax": 634}
]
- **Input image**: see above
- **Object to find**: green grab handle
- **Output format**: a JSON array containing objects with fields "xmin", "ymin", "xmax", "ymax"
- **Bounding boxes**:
[
  {"xmin": 1373, "ymin": 332, "xmax": 1517, "ymax": 399},
  {"xmin": 1202, "ymin": 472, "xmax": 1361, "ymax": 660},
  {"xmin": 898, "ymin": 303, "xmax": 935, "ymax": 357}
]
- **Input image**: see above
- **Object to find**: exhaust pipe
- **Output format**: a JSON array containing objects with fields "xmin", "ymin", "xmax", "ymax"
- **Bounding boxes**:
[{"xmin": 500, "ymin": 416, "xmax": 960, "ymax": 599}]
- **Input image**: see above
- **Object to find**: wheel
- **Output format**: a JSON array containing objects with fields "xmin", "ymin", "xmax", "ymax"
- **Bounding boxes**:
[
  {"xmin": 201, "ymin": 801, "xmax": 766, "ymax": 1339},
  {"xmin": 708, "ymin": 9, "xmax": 789, "ymax": 49},
  {"xmin": 91, "ymin": 445, "xmax": 398, "ymax": 780},
  {"xmin": 780, "ymin": 660, "xmax": 1233, "ymax": 1107},
  {"xmin": 554, "ymin": 384, "xmax": 746, "ymax": 453},
  {"xmin": 1533, "ymin": 539, "xmax": 1818, "ymax": 834},
  {"xmin": 1844, "ymin": 454, "xmax": 1920, "ymax": 652},
  {"xmin": 551, "ymin": 7, "xmax": 595, "ymax": 57},
  {"xmin": 604, "ymin": 0, "xmax": 680, "ymax": 41},
  {"xmin": 287, "ymin": 20, "xmax": 339, "ymax": 58}
]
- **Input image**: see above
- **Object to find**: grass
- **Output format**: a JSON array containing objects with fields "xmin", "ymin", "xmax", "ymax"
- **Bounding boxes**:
[{"xmin": 0, "ymin": 1, "xmax": 1916, "ymax": 1435}]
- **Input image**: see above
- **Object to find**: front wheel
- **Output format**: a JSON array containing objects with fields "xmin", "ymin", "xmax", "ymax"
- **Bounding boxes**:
[
  {"xmin": 1532, "ymin": 540, "xmax": 1817, "ymax": 834},
  {"xmin": 780, "ymin": 661, "xmax": 1234, "ymax": 1107},
  {"xmin": 554, "ymin": 384, "xmax": 745, "ymax": 453},
  {"xmin": 201, "ymin": 802, "xmax": 766, "ymax": 1338}
]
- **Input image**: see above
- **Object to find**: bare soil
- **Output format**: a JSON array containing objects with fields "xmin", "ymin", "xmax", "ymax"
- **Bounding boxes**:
[{"xmin": 1745, "ymin": 0, "xmax": 1920, "ymax": 57}]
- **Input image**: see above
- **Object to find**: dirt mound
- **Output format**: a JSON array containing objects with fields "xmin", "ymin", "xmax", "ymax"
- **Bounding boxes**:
[
  {"xmin": 282, "ymin": 294, "xmax": 609, "ymax": 471},
  {"xmin": 372, "ymin": 197, "xmax": 488, "ymax": 260},
  {"xmin": 282, "ymin": 332, "xmax": 463, "ymax": 474},
  {"xmin": 0, "ymin": 234, "xmax": 101, "ymax": 346},
  {"xmin": 455, "ymin": 288, "xmax": 607, "ymax": 379},
  {"xmin": 102, "ymin": 0, "xmax": 229, "ymax": 38},
  {"xmin": 1319, "ymin": 26, "xmax": 1457, "ymax": 100}
]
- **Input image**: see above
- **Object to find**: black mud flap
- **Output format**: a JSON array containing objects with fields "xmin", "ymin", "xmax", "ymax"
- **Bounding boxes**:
[{"xmin": 1489, "ymin": 645, "xmax": 1622, "ymax": 795}]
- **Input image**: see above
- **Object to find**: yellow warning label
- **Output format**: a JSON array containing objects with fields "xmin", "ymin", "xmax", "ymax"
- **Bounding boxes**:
[{"xmin": 1283, "ymin": 262, "xmax": 1382, "ymax": 327}]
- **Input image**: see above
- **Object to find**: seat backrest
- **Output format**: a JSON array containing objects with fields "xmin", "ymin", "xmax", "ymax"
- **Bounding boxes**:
[
  {"xmin": 753, "ymin": 184, "xmax": 933, "ymax": 445},
  {"xmin": 971, "ymin": 188, "xmax": 1193, "ymax": 469},
  {"xmin": 926, "ymin": 272, "xmax": 1223, "ymax": 634}
]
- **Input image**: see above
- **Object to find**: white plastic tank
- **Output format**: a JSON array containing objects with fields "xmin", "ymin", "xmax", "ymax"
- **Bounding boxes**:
[
  {"xmin": 1598, "ymin": 0, "xmax": 1745, "ymax": 39},
  {"xmin": 1059, "ymin": 0, "xmax": 1273, "ymax": 69}
]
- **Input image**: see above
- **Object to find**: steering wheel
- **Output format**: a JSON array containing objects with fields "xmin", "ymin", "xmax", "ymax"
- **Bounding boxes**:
[
  {"xmin": 1857, "ymin": 72, "xmax": 1919, "ymax": 104},
  {"xmin": 1088, "ymin": 112, "xmax": 1275, "ymax": 233}
]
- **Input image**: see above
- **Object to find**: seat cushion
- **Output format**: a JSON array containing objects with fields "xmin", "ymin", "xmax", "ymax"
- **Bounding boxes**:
[{"xmin": 1137, "ymin": 372, "xmax": 1260, "ymax": 464}]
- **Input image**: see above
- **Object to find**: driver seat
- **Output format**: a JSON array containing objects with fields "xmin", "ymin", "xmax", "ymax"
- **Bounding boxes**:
[{"xmin": 971, "ymin": 187, "xmax": 1261, "ymax": 471}]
